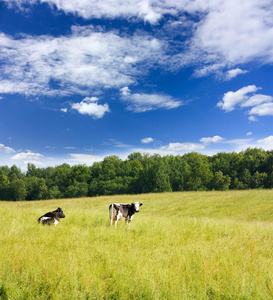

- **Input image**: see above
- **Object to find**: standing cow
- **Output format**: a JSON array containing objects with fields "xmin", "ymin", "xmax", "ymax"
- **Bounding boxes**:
[
  {"xmin": 38, "ymin": 207, "xmax": 65, "ymax": 225},
  {"xmin": 109, "ymin": 202, "xmax": 143, "ymax": 228}
]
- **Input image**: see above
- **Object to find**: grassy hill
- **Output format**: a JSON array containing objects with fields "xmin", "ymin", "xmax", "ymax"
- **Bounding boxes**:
[{"xmin": 1, "ymin": 190, "xmax": 273, "ymax": 299}]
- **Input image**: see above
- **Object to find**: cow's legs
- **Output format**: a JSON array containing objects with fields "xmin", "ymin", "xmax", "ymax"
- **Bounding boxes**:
[
  {"xmin": 110, "ymin": 204, "xmax": 114, "ymax": 226},
  {"xmin": 125, "ymin": 218, "xmax": 131, "ymax": 227}
]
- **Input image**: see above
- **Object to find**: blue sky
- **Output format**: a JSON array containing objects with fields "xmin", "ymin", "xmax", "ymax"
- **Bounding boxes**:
[{"xmin": 1, "ymin": 0, "xmax": 273, "ymax": 170}]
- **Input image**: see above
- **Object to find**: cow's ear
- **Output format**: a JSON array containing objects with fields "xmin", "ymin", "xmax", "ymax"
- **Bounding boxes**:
[{"xmin": 140, "ymin": 203, "xmax": 143, "ymax": 206}]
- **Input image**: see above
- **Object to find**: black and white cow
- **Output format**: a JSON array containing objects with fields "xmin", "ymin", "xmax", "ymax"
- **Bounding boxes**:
[
  {"xmin": 109, "ymin": 202, "xmax": 143, "ymax": 228},
  {"xmin": 38, "ymin": 207, "xmax": 65, "ymax": 225}
]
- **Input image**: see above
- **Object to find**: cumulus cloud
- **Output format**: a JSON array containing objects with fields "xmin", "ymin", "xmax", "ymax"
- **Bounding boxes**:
[
  {"xmin": 71, "ymin": 97, "xmax": 110, "ymax": 119},
  {"xmin": 189, "ymin": 0, "xmax": 273, "ymax": 70},
  {"xmin": 6, "ymin": 0, "xmax": 167, "ymax": 24},
  {"xmin": 241, "ymin": 94, "xmax": 273, "ymax": 108},
  {"xmin": 11, "ymin": 150, "xmax": 43, "ymax": 161},
  {"xmin": 225, "ymin": 68, "xmax": 248, "ymax": 80},
  {"xmin": 249, "ymin": 103, "xmax": 273, "ymax": 117},
  {"xmin": 4, "ymin": 0, "xmax": 273, "ymax": 77},
  {"xmin": 255, "ymin": 136, "xmax": 273, "ymax": 150},
  {"xmin": 141, "ymin": 137, "xmax": 154, "ymax": 144},
  {"xmin": 138, "ymin": 0, "xmax": 162, "ymax": 24},
  {"xmin": 217, "ymin": 85, "xmax": 260, "ymax": 112},
  {"xmin": 119, "ymin": 87, "xmax": 182, "ymax": 112},
  {"xmin": 248, "ymin": 115, "xmax": 258, "ymax": 122},
  {"xmin": 68, "ymin": 153, "xmax": 105, "ymax": 166},
  {"xmin": 120, "ymin": 87, "xmax": 131, "ymax": 97},
  {"xmin": 0, "ymin": 28, "xmax": 164, "ymax": 97},
  {"xmin": 200, "ymin": 135, "xmax": 225, "ymax": 144},
  {"xmin": 257, "ymin": 136, "xmax": 273, "ymax": 145},
  {"xmin": 161, "ymin": 142, "xmax": 205, "ymax": 151},
  {"xmin": 0, "ymin": 144, "xmax": 15, "ymax": 153},
  {"xmin": 217, "ymin": 85, "xmax": 273, "ymax": 120},
  {"xmin": 225, "ymin": 139, "xmax": 253, "ymax": 145}
]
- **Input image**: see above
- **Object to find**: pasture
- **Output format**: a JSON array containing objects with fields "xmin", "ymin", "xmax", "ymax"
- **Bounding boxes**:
[{"xmin": 1, "ymin": 190, "xmax": 273, "ymax": 299}]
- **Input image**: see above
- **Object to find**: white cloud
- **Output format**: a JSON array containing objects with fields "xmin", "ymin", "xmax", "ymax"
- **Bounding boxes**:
[
  {"xmin": 249, "ymin": 103, "xmax": 273, "ymax": 117},
  {"xmin": 225, "ymin": 139, "xmax": 253, "ymax": 145},
  {"xmin": 246, "ymin": 132, "xmax": 253, "ymax": 136},
  {"xmin": 226, "ymin": 68, "xmax": 248, "ymax": 80},
  {"xmin": 200, "ymin": 135, "xmax": 225, "ymax": 144},
  {"xmin": 108, "ymin": 139, "xmax": 131, "ymax": 148},
  {"xmin": 61, "ymin": 108, "xmax": 67, "ymax": 112},
  {"xmin": 11, "ymin": 150, "xmax": 43, "ymax": 161},
  {"xmin": 162, "ymin": 142, "xmax": 205, "ymax": 151},
  {"xmin": 0, "ymin": 144, "xmax": 15, "ymax": 153},
  {"xmin": 120, "ymin": 87, "xmax": 182, "ymax": 112},
  {"xmin": 189, "ymin": 0, "xmax": 273, "ymax": 69},
  {"xmin": 7, "ymin": 0, "xmax": 166, "ymax": 24},
  {"xmin": 5, "ymin": 0, "xmax": 273, "ymax": 77},
  {"xmin": 120, "ymin": 87, "xmax": 131, "ymax": 97},
  {"xmin": 71, "ymin": 97, "xmax": 110, "ymax": 119},
  {"xmin": 138, "ymin": 0, "xmax": 162, "ymax": 24},
  {"xmin": 255, "ymin": 135, "xmax": 273, "ymax": 150},
  {"xmin": 68, "ymin": 153, "xmax": 105, "ymax": 166},
  {"xmin": 217, "ymin": 85, "xmax": 259, "ymax": 112},
  {"xmin": 257, "ymin": 136, "xmax": 273, "ymax": 145},
  {"xmin": 141, "ymin": 137, "xmax": 154, "ymax": 144},
  {"xmin": 217, "ymin": 85, "xmax": 273, "ymax": 120},
  {"xmin": 0, "ymin": 28, "xmax": 164, "ymax": 97},
  {"xmin": 248, "ymin": 115, "xmax": 258, "ymax": 122},
  {"xmin": 241, "ymin": 94, "xmax": 273, "ymax": 108}
]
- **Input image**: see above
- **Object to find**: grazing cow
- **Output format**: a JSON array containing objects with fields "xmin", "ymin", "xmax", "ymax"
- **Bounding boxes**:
[
  {"xmin": 109, "ymin": 202, "xmax": 143, "ymax": 228},
  {"xmin": 38, "ymin": 207, "xmax": 65, "ymax": 225}
]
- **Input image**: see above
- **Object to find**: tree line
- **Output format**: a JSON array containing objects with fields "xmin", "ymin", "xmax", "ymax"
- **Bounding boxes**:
[{"xmin": 0, "ymin": 148, "xmax": 273, "ymax": 201}]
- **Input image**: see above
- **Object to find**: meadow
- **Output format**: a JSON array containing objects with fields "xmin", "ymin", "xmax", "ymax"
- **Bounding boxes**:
[{"xmin": 1, "ymin": 190, "xmax": 273, "ymax": 299}]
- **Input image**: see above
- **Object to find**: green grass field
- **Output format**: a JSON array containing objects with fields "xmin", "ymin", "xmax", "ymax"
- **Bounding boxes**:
[{"xmin": 1, "ymin": 190, "xmax": 273, "ymax": 299}]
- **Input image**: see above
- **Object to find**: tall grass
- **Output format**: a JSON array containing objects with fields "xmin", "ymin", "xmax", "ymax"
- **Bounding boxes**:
[{"xmin": 1, "ymin": 190, "xmax": 273, "ymax": 299}]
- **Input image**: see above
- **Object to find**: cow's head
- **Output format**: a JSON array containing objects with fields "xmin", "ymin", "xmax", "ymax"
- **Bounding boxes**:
[
  {"xmin": 133, "ymin": 202, "xmax": 143, "ymax": 212},
  {"xmin": 55, "ymin": 207, "xmax": 65, "ymax": 218}
]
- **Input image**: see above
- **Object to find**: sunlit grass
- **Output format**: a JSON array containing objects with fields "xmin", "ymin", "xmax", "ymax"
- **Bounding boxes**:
[{"xmin": 1, "ymin": 190, "xmax": 273, "ymax": 299}]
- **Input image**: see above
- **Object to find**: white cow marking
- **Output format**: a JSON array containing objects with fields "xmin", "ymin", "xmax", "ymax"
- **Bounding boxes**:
[{"xmin": 40, "ymin": 216, "xmax": 51, "ymax": 222}]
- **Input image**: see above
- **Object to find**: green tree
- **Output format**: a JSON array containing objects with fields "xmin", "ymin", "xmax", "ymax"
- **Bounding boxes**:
[
  {"xmin": 183, "ymin": 152, "xmax": 213, "ymax": 191},
  {"xmin": 26, "ymin": 163, "xmax": 39, "ymax": 177},
  {"xmin": 211, "ymin": 171, "xmax": 231, "ymax": 190},
  {"xmin": 250, "ymin": 171, "xmax": 267, "ymax": 189},
  {"xmin": 66, "ymin": 180, "xmax": 88, "ymax": 198},
  {"xmin": 125, "ymin": 160, "xmax": 143, "ymax": 194},
  {"xmin": 89, "ymin": 179, "xmax": 99, "ymax": 196},
  {"xmin": 152, "ymin": 160, "xmax": 172, "ymax": 193},
  {"xmin": 9, "ymin": 179, "xmax": 27, "ymax": 201},
  {"xmin": 10, "ymin": 165, "xmax": 24, "ymax": 180},
  {"xmin": 137, "ymin": 158, "xmax": 172, "ymax": 193},
  {"xmin": 238, "ymin": 168, "xmax": 251, "ymax": 189},
  {"xmin": 0, "ymin": 173, "xmax": 10, "ymax": 200},
  {"xmin": 26, "ymin": 177, "xmax": 48, "ymax": 200},
  {"xmin": 70, "ymin": 165, "xmax": 92, "ymax": 183},
  {"xmin": 233, "ymin": 178, "xmax": 245, "ymax": 190},
  {"xmin": 47, "ymin": 185, "xmax": 62, "ymax": 199}
]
